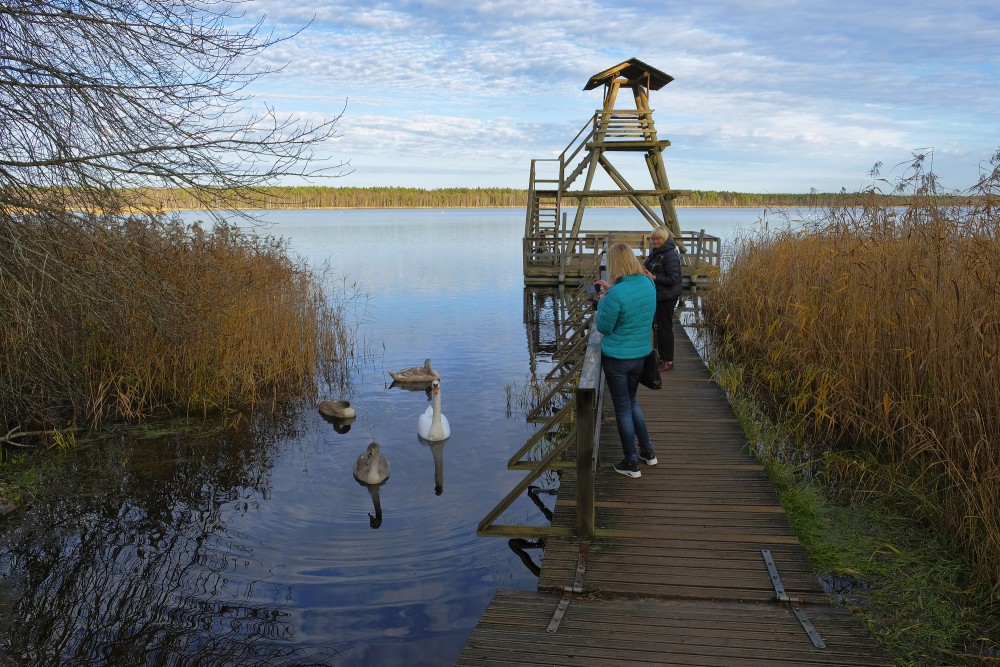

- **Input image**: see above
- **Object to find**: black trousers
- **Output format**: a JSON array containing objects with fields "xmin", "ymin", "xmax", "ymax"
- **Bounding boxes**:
[{"xmin": 653, "ymin": 297, "xmax": 678, "ymax": 362}]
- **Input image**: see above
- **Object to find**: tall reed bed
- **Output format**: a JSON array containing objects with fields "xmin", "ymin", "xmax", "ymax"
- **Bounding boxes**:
[
  {"xmin": 704, "ymin": 152, "xmax": 1000, "ymax": 595},
  {"xmin": 0, "ymin": 213, "xmax": 355, "ymax": 434}
]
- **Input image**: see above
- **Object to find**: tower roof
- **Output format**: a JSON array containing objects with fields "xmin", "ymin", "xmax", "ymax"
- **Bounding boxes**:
[{"xmin": 583, "ymin": 58, "xmax": 673, "ymax": 91}]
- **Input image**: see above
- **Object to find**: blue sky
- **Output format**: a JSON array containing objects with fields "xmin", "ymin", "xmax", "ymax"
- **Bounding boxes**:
[{"xmin": 245, "ymin": 0, "xmax": 1000, "ymax": 193}]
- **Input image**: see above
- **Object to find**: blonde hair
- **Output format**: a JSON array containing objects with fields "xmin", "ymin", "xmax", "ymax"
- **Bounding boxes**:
[
  {"xmin": 650, "ymin": 226, "xmax": 671, "ymax": 241},
  {"xmin": 606, "ymin": 243, "xmax": 645, "ymax": 284}
]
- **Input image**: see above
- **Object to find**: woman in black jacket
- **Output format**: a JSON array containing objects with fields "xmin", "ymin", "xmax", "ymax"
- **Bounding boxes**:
[{"xmin": 642, "ymin": 226, "xmax": 683, "ymax": 371}]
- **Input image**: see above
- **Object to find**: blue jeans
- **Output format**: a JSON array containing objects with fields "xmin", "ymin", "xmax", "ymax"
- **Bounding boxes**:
[{"xmin": 601, "ymin": 355, "xmax": 652, "ymax": 464}]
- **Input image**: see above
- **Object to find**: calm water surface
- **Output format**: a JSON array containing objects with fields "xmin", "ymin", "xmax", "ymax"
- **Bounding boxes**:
[{"xmin": 0, "ymin": 208, "xmax": 763, "ymax": 666}]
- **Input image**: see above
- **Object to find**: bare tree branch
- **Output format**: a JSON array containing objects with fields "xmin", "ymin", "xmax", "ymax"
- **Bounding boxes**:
[{"xmin": 0, "ymin": 0, "xmax": 347, "ymax": 215}]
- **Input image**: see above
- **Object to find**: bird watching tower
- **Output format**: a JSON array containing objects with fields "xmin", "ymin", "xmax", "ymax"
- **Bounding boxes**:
[{"xmin": 522, "ymin": 58, "xmax": 718, "ymax": 288}]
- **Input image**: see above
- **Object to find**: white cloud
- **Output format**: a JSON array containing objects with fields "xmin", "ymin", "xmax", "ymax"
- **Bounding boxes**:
[{"xmin": 235, "ymin": 0, "xmax": 1000, "ymax": 191}]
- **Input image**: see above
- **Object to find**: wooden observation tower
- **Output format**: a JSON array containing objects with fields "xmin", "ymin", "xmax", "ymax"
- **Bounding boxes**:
[{"xmin": 523, "ymin": 58, "xmax": 719, "ymax": 288}]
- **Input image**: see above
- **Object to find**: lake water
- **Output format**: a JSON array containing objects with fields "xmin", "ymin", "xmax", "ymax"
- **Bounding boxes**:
[{"xmin": 0, "ymin": 207, "xmax": 764, "ymax": 666}]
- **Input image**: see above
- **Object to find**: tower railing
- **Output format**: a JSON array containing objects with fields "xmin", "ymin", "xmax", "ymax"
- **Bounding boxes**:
[{"xmin": 522, "ymin": 104, "xmax": 722, "ymax": 287}]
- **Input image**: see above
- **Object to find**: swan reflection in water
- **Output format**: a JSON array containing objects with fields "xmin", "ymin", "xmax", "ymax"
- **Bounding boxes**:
[
  {"xmin": 353, "ymin": 442, "xmax": 390, "ymax": 529},
  {"xmin": 356, "ymin": 479, "xmax": 387, "ymax": 529},
  {"xmin": 421, "ymin": 437, "xmax": 446, "ymax": 496},
  {"xmin": 320, "ymin": 412, "xmax": 355, "ymax": 434},
  {"xmin": 388, "ymin": 379, "xmax": 435, "ymax": 392}
]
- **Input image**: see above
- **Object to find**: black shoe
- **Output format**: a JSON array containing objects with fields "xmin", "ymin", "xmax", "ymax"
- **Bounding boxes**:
[
  {"xmin": 614, "ymin": 459, "xmax": 641, "ymax": 478},
  {"xmin": 639, "ymin": 449, "xmax": 658, "ymax": 466}
]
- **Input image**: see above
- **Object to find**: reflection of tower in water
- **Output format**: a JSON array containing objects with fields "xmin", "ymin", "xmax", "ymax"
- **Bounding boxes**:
[
  {"xmin": 512, "ymin": 283, "xmax": 599, "ymax": 422},
  {"xmin": 522, "ymin": 287, "xmax": 574, "ymax": 382},
  {"xmin": 507, "ymin": 538, "xmax": 543, "ymax": 577}
]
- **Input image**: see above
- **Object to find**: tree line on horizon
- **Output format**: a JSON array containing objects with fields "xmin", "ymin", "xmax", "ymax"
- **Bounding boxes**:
[{"xmin": 143, "ymin": 186, "xmax": 933, "ymax": 210}]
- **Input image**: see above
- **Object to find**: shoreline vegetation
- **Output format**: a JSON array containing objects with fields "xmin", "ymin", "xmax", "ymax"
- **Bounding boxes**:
[
  {"xmin": 1, "ymin": 212, "xmax": 362, "ymax": 513},
  {"xmin": 702, "ymin": 150, "xmax": 1000, "ymax": 664},
  {"xmin": 0, "ymin": 216, "xmax": 357, "ymax": 441},
  {"xmin": 137, "ymin": 185, "xmax": 962, "ymax": 211}
]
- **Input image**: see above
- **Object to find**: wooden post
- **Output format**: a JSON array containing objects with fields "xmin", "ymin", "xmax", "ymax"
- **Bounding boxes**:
[
  {"xmin": 576, "ymin": 329, "xmax": 604, "ymax": 538},
  {"xmin": 558, "ymin": 212, "xmax": 567, "ymax": 283},
  {"xmin": 576, "ymin": 386, "xmax": 596, "ymax": 538}
]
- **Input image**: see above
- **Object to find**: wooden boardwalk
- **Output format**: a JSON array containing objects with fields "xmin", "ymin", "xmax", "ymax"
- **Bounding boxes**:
[{"xmin": 457, "ymin": 324, "xmax": 892, "ymax": 666}]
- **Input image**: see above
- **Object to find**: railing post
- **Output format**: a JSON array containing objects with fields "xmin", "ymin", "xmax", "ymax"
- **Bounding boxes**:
[
  {"xmin": 558, "ymin": 212, "xmax": 567, "ymax": 283},
  {"xmin": 576, "ymin": 386, "xmax": 595, "ymax": 538},
  {"xmin": 576, "ymin": 328, "xmax": 604, "ymax": 538}
]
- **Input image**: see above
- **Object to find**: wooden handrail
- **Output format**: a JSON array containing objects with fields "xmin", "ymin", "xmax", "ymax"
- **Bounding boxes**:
[
  {"xmin": 476, "ymin": 322, "xmax": 606, "ymax": 540},
  {"xmin": 560, "ymin": 115, "xmax": 596, "ymax": 164},
  {"xmin": 524, "ymin": 160, "xmax": 537, "ymax": 238}
]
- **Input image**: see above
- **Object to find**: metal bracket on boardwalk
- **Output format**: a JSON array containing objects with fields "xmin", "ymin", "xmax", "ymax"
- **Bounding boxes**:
[
  {"xmin": 761, "ymin": 549, "xmax": 827, "ymax": 649},
  {"xmin": 546, "ymin": 543, "xmax": 590, "ymax": 633}
]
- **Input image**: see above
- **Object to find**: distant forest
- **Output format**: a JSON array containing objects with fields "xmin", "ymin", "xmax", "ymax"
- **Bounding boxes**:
[{"xmin": 145, "ymin": 186, "xmax": 919, "ymax": 210}]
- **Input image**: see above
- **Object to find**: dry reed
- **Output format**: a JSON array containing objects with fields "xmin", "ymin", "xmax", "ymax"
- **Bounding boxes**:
[
  {"xmin": 704, "ymin": 151, "xmax": 1000, "ymax": 595},
  {"xmin": 0, "ymin": 212, "xmax": 354, "ymax": 433}
]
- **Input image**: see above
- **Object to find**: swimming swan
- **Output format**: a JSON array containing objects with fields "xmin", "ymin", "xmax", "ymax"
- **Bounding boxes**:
[
  {"xmin": 389, "ymin": 359, "xmax": 440, "ymax": 383},
  {"xmin": 318, "ymin": 399, "xmax": 356, "ymax": 420},
  {"xmin": 353, "ymin": 442, "xmax": 390, "ymax": 485},
  {"xmin": 418, "ymin": 379, "xmax": 450, "ymax": 442}
]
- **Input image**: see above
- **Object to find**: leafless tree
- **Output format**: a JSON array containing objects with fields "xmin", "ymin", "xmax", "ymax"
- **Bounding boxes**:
[{"xmin": 0, "ymin": 0, "xmax": 344, "ymax": 215}]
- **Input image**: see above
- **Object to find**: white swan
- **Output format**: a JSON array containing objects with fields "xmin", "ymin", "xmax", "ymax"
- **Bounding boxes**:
[
  {"xmin": 418, "ymin": 379, "xmax": 450, "ymax": 441},
  {"xmin": 353, "ymin": 442, "xmax": 390, "ymax": 485}
]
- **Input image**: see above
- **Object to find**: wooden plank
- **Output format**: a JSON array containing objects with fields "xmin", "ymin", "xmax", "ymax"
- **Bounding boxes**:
[
  {"xmin": 581, "ymin": 140, "xmax": 673, "ymax": 151},
  {"xmin": 456, "ymin": 591, "xmax": 894, "ymax": 666},
  {"xmin": 562, "ymin": 187, "xmax": 682, "ymax": 197}
]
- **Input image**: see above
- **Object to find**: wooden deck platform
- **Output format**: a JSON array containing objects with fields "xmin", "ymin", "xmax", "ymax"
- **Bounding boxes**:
[{"xmin": 457, "ymin": 324, "xmax": 892, "ymax": 666}]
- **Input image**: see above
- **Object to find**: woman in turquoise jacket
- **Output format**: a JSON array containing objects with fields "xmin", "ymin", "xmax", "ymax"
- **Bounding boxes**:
[{"xmin": 594, "ymin": 243, "xmax": 657, "ymax": 478}]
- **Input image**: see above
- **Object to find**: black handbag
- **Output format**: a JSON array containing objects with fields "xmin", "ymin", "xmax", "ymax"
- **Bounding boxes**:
[{"xmin": 639, "ymin": 350, "xmax": 662, "ymax": 390}]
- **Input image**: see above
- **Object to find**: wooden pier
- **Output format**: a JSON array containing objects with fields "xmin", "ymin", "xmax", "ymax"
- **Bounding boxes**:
[{"xmin": 458, "ymin": 323, "xmax": 892, "ymax": 666}]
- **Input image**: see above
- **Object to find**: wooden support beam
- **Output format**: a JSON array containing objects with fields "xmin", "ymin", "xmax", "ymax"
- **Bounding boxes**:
[
  {"xmin": 563, "ymin": 189, "xmax": 690, "ymax": 198},
  {"xmin": 586, "ymin": 140, "xmax": 672, "ymax": 150},
  {"xmin": 595, "ymin": 154, "xmax": 664, "ymax": 228}
]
